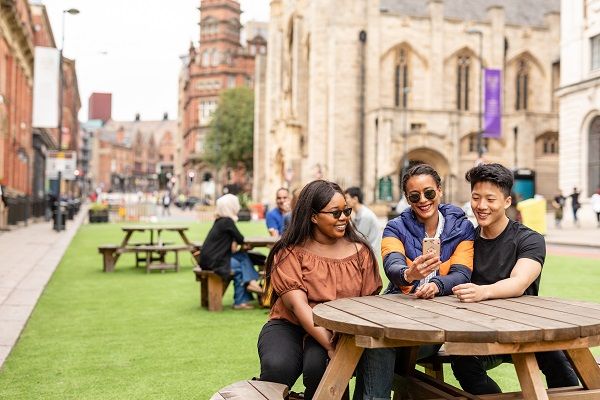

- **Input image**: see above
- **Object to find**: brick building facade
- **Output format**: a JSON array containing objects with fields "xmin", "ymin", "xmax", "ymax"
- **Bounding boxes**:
[
  {"xmin": 180, "ymin": 0, "xmax": 266, "ymax": 199},
  {"xmin": 0, "ymin": 1, "xmax": 80, "ymax": 227},
  {"xmin": 92, "ymin": 114, "xmax": 177, "ymax": 193}
]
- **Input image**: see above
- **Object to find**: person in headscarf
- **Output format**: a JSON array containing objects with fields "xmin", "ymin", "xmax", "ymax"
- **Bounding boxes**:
[{"xmin": 199, "ymin": 194, "xmax": 262, "ymax": 310}]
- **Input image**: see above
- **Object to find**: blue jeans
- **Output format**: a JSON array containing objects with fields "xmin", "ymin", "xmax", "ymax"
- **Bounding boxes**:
[
  {"xmin": 230, "ymin": 252, "xmax": 260, "ymax": 305},
  {"xmin": 354, "ymin": 345, "xmax": 441, "ymax": 400}
]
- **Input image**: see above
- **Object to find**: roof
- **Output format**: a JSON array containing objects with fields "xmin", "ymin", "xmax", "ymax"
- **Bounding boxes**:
[
  {"xmin": 98, "ymin": 119, "xmax": 177, "ymax": 146},
  {"xmin": 380, "ymin": 0, "xmax": 560, "ymax": 27}
]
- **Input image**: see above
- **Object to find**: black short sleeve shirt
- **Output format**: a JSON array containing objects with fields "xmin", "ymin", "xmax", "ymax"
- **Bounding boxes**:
[{"xmin": 471, "ymin": 220, "xmax": 545, "ymax": 296}]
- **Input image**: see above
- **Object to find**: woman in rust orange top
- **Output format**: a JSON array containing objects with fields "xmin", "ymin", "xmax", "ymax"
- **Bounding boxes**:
[{"xmin": 257, "ymin": 180, "xmax": 382, "ymax": 400}]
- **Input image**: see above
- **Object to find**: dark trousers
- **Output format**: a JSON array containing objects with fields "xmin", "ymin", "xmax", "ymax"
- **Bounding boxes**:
[
  {"xmin": 451, "ymin": 351, "xmax": 579, "ymax": 395},
  {"xmin": 258, "ymin": 319, "xmax": 328, "ymax": 400}
]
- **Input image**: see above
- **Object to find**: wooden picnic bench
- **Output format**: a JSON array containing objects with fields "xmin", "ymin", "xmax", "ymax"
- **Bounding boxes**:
[
  {"xmin": 210, "ymin": 380, "xmax": 288, "ymax": 400},
  {"xmin": 192, "ymin": 236, "xmax": 274, "ymax": 311},
  {"xmin": 98, "ymin": 225, "xmax": 201, "ymax": 272},
  {"xmin": 99, "ymin": 243, "xmax": 197, "ymax": 273},
  {"xmin": 194, "ymin": 267, "xmax": 232, "ymax": 311}
]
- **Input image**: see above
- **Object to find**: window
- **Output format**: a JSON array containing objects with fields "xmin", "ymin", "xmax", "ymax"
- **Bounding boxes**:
[
  {"xmin": 228, "ymin": 76, "xmax": 236, "ymax": 88},
  {"xmin": 515, "ymin": 60, "xmax": 529, "ymax": 111},
  {"xmin": 468, "ymin": 133, "xmax": 489, "ymax": 153},
  {"xmin": 543, "ymin": 136, "xmax": 558, "ymax": 154},
  {"xmin": 211, "ymin": 50, "xmax": 219, "ymax": 66},
  {"xmin": 199, "ymin": 100, "xmax": 217, "ymax": 124},
  {"xmin": 394, "ymin": 48, "xmax": 409, "ymax": 108},
  {"xmin": 591, "ymin": 34, "xmax": 600, "ymax": 71},
  {"xmin": 201, "ymin": 51, "xmax": 210, "ymax": 67},
  {"xmin": 456, "ymin": 55, "xmax": 470, "ymax": 110}
]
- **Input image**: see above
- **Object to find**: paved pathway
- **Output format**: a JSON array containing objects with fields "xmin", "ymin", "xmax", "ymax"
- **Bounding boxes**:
[{"xmin": 0, "ymin": 206, "xmax": 87, "ymax": 367}]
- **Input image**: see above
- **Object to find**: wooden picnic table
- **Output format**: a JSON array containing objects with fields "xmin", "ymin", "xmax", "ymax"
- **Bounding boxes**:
[
  {"xmin": 312, "ymin": 294, "xmax": 600, "ymax": 400},
  {"xmin": 120, "ymin": 225, "xmax": 194, "ymax": 247},
  {"xmin": 99, "ymin": 225, "xmax": 201, "ymax": 272},
  {"xmin": 243, "ymin": 236, "xmax": 278, "ymax": 249}
]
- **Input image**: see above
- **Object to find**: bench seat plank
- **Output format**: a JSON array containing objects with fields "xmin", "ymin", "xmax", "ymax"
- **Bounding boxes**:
[{"xmin": 210, "ymin": 380, "xmax": 288, "ymax": 400}]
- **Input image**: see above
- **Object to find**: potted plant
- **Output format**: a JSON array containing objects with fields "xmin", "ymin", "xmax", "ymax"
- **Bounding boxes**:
[
  {"xmin": 88, "ymin": 203, "xmax": 109, "ymax": 223},
  {"xmin": 237, "ymin": 193, "xmax": 252, "ymax": 222}
]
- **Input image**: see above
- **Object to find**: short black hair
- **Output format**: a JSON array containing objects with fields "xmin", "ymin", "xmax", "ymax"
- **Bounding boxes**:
[
  {"xmin": 344, "ymin": 186, "xmax": 363, "ymax": 204},
  {"xmin": 465, "ymin": 163, "xmax": 513, "ymax": 198},
  {"xmin": 401, "ymin": 164, "xmax": 442, "ymax": 194}
]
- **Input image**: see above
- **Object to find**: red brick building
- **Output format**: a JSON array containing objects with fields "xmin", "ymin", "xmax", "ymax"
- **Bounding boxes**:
[
  {"xmin": 0, "ymin": 0, "xmax": 34, "ymax": 227},
  {"xmin": 180, "ymin": 0, "xmax": 266, "ymax": 198},
  {"xmin": 0, "ymin": 1, "xmax": 81, "ymax": 227},
  {"xmin": 92, "ymin": 114, "xmax": 177, "ymax": 192},
  {"xmin": 88, "ymin": 93, "xmax": 112, "ymax": 123}
]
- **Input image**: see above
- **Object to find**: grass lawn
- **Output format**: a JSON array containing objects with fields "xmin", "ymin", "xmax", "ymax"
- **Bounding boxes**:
[{"xmin": 0, "ymin": 221, "xmax": 599, "ymax": 399}]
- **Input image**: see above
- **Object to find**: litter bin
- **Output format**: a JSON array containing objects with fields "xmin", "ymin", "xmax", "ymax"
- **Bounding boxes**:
[
  {"xmin": 52, "ymin": 201, "xmax": 67, "ymax": 231},
  {"xmin": 516, "ymin": 197, "xmax": 546, "ymax": 235}
]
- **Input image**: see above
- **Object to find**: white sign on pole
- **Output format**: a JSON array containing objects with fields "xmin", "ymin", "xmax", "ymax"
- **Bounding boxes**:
[
  {"xmin": 46, "ymin": 151, "xmax": 77, "ymax": 180},
  {"xmin": 32, "ymin": 46, "xmax": 60, "ymax": 128}
]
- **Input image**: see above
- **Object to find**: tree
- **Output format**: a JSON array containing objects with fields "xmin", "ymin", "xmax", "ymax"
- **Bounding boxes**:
[{"xmin": 204, "ymin": 87, "xmax": 254, "ymax": 171}]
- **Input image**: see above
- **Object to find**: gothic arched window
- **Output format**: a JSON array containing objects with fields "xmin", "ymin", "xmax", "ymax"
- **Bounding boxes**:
[
  {"xmin": 394, "ymin": 48, "xmax": 409, "ymax": 108},
  {"xmin": 456, "ymin": 55, "xmax": 470, "ymax": 110},
  {"xmin": 516, "ymin": 60, "xmax": 530, "ymax": 111}
]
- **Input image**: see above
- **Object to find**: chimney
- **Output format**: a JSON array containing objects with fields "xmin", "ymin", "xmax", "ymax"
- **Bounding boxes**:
[
  {"xmin": 134, "ymin": 113, "xmax": 140, "ymax": 122},
  {"xmin": 163, "ymin": 112, "xmax": 169, "ymax": 121}
]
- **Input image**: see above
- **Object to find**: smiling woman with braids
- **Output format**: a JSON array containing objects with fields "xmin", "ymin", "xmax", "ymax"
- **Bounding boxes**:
[{"xmin": 257, "ymin": 180, "xmax": 382, "ymax": 400}]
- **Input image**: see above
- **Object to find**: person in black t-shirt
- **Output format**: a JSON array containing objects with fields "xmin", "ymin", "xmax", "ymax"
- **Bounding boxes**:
[{"xmin": 451, "ymin": 163, "xmax": 578, "ymax": 395}]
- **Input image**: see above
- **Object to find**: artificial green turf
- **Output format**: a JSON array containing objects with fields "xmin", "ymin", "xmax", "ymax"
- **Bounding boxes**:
[{"xmin": 0, "ymin": 223, "xmax": 598, "ymax": 399}]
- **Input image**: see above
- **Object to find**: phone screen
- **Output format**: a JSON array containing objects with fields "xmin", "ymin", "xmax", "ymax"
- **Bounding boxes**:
[{"xmin": 422, "ymin": 238, "xmax": 440, "ymax": 258}]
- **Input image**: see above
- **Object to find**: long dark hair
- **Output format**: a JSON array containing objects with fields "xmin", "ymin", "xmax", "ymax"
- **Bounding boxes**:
[{"xmin": 264, "ymin": 180, "xmax": 378, "ymax": 306}]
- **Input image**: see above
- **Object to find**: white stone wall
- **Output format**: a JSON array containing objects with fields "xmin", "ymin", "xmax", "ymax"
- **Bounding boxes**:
[{"xmin": 559, "ymin": 0, "xmax": 600, "ymax": 197}]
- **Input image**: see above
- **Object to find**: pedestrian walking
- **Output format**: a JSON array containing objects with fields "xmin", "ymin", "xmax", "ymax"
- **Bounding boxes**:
[
  {"xmin": 552, "ymin": 189, "xmax": 566, "ymax": 229},
  {"xmin": 162, "ymin": 192, "xmax": 172, "ymax": 216},
  {"xmin": 569, "ymin": 187, "xmax": 581, "ymax": 227},
  {"xmin": 591, "ymin": 187, "xmax": 600, "ymax": 228}
]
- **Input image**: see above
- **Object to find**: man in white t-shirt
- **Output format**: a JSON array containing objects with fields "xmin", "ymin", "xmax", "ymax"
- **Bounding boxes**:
[{"xmin": 344, "ymin": 187, "xmax": 381, "ymax": 253}]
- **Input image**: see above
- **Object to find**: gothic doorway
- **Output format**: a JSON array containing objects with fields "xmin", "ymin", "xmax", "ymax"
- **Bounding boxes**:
[{"xmin": 398, "ymin": 148, "xmax": 453, "ymax": 202}]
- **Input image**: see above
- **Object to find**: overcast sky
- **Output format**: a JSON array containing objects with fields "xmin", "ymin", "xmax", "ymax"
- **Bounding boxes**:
[{"xmin": 41, "ymin": 0, "xmax": 270, "ymax": 122}]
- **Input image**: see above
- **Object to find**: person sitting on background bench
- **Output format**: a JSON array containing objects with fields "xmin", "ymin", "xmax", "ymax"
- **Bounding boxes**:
[
  {"xmin": 451, "ymin": 163, "xmax": 579, "ymax": 394},
  {"xmin": 257, "ymin": 180, "xmax": 382, "ymax": 399},
  {"xmin": 266, "ymin": 188, "xmax": 290, "ymax": 237},
  {"xmin": 199, "ymin": 194, "xmax": 262, "ymax": 310}
]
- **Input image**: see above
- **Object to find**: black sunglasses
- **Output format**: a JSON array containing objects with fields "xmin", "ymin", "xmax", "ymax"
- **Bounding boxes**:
[
  {"xmin": 407, "ymin": 188, "xmax": 437, "ymax": 204},
  {"xmin": 316, "ymin": 207, "xmax": 353, "ymax": 219}
]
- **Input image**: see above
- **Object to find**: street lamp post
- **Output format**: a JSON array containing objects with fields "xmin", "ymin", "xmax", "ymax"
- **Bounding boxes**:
[
  {"xmin": 54, "ymin": 8, "xmax": 79, "ymax": 232},
  {"xmin": 467, "ymin": 28, "xmax": 484, "ymax": 160}
]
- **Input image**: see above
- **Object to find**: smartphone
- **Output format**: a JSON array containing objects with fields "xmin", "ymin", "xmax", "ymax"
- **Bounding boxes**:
[{"xmin": 422, "ymin": 237, "xmax": 440, "ymax": 258}]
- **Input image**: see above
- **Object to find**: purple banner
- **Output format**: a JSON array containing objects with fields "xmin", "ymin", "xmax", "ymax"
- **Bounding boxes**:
[{"xmin": 483, "ymin": 68, "xmax": 502, "ymax": 138}]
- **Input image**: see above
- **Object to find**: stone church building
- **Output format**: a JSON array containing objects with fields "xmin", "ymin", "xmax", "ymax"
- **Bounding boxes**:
[{"xmin": 253, "ymin": 0, "xmax": 561, "ymax": 205}]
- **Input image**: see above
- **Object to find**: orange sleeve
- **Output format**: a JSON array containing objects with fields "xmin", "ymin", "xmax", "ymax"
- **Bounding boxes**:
[{"xmin": 381, "ymin": 236, "xmax": 405, "ymax": 259}]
